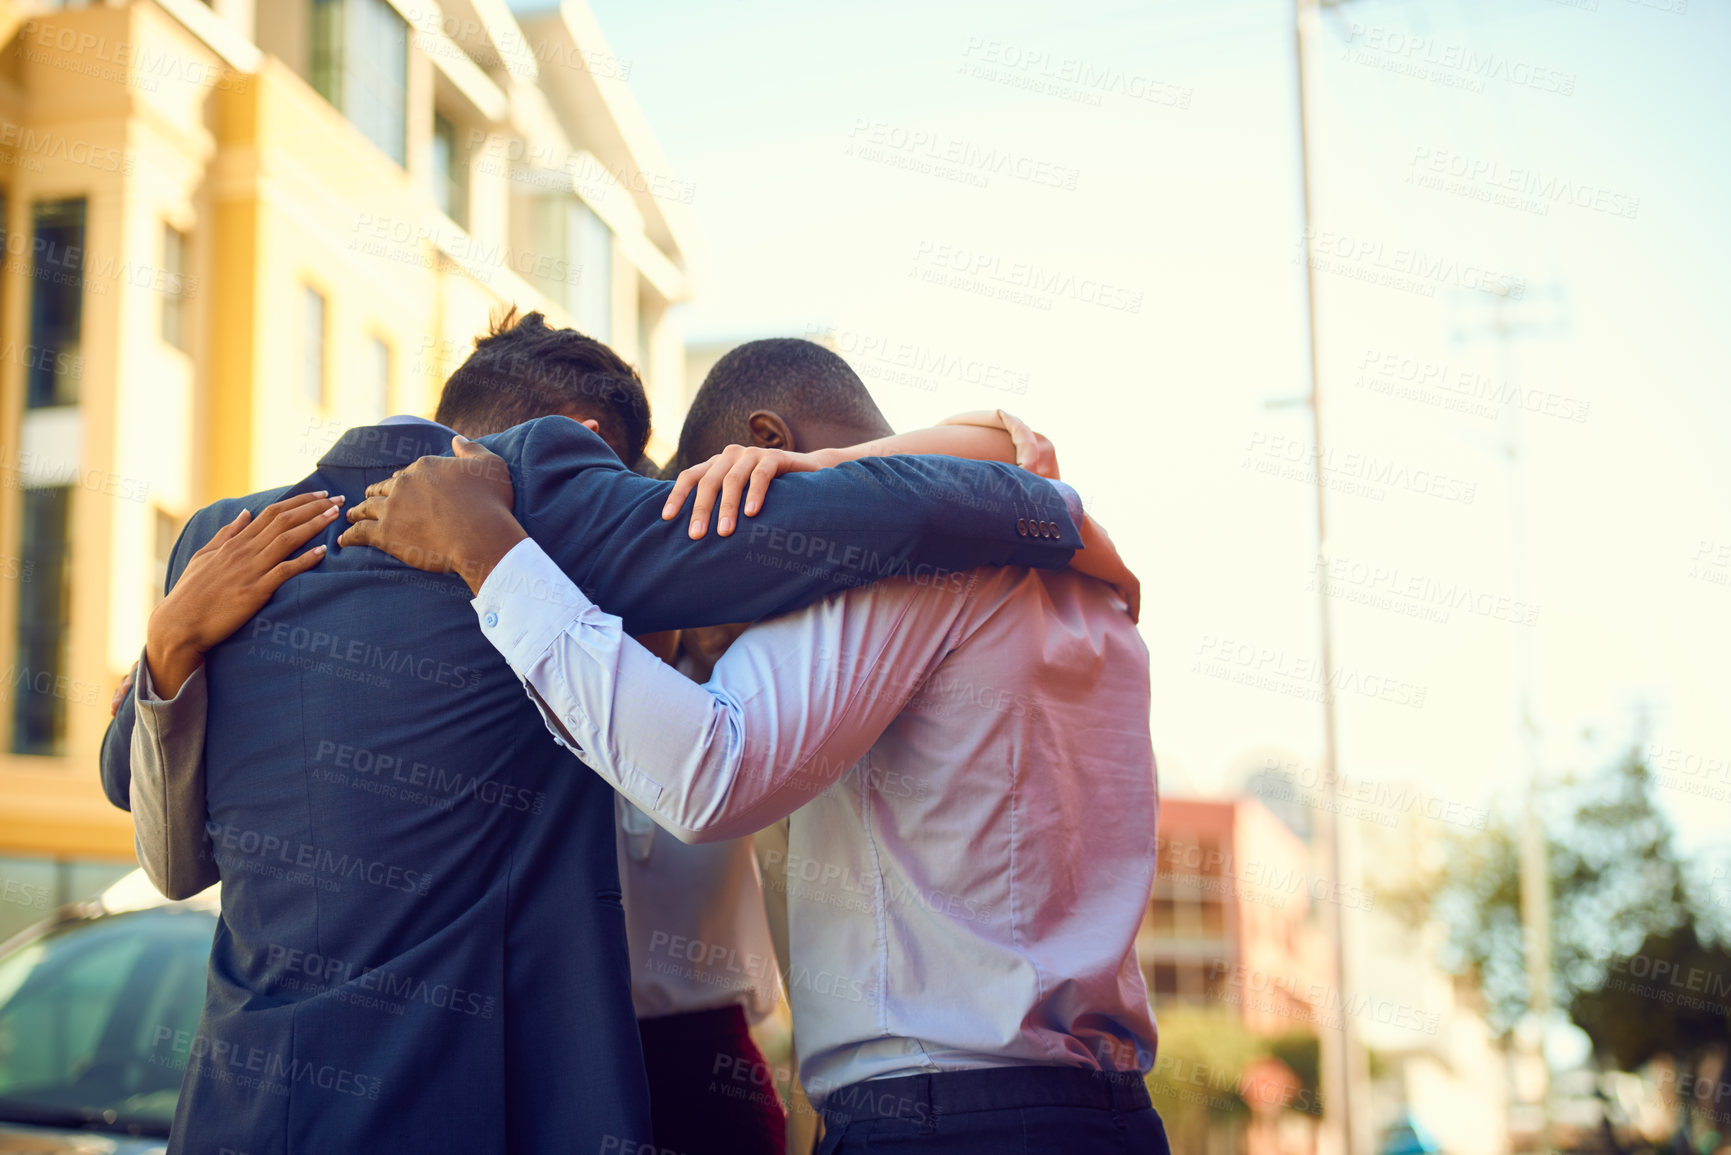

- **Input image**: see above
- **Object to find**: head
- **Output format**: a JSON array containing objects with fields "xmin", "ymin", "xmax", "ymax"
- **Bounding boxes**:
[
  {"xmin": 673, "ymin": 338, "xmax": 892, "ymax": 469},
  {"xmin": 434, "ymin": 307, "xmax": 652, "ymax": 463}
]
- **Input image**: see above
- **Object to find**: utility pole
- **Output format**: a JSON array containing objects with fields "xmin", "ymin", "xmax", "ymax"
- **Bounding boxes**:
[
  {"xmin": 1450, "ymin": 283, "xmax": 1569, "ymax": 1153},
  {"xmin": 1290, "ymin": 2, "xmax": 1371, "ymax": 1152}
]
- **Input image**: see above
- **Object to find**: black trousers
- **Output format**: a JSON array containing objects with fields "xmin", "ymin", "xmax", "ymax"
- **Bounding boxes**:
[
  {"xmin": 814, "ymin": 1066, "xmax": 1171, "ymax": 1154},
  {"xmin": 637, "ymin": 1004, "xmax": 786, "ymax": 1155}
]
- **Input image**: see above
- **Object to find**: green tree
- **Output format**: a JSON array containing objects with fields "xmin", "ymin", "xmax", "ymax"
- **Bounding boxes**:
[
  {"xmin": 1393, "ymin": 743, "xmax": 1730, "ymax": 1140},
  {"xmin": 1392, "ymin": 745, "xmax": 1691, "ymax": 1031}
]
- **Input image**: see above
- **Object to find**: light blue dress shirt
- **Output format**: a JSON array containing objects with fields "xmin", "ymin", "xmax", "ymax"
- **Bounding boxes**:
[{"xmin": 474, "ymin": 536, "xmax": 1160, "ymax": 1104}]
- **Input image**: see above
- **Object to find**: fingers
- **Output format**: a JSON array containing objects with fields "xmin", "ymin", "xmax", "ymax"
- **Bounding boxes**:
[
  {"xmin": 1119, "ymin": 580, "xmax": 1142, "ymax": 625},
  {"xmin": 997, "ymin": 409, "xmax": 1037, "ymax": 465},
  {"xmin": 259, "ymin": 497, "xmax": 343, "ymax": 562},
  {"xmin": 663, "ymin": 464, "xmax": 703, "ymax": 521},
  {"xmin": 336, "ymin": 518, "xmax": 376, "ymax": 550},
  {"xmin": 266, "ymin": 544, "xmax": 329, "ymax": 587},
  {"xmin": 192, "ymin": 508, "xmax": 250, "ymax": 557},
  {"xmin": 687, "ymin": 447, "xmax": 744, "ymax": 539},
  {"xmin": 345, "ymin": 497, "xmax": 379, "ymax": 525},
  {"xmin": 714, "ymin": 453, "xmax": 759, "ymax": 536},
  {"xmin": 236, "ymin": 492, "xmax": 333, "ymax": 546},
  {"xmin": 110, "ymin": 667, "xmax": 135, "ymax": 718},
  {"xmin": 365, "ymin": 474, "xmax": 399, "ymax": 501},
  {"xmin": 744, "ymin": 455, "xmax": 780, "ymax": 518},
  {"xmin": 451, "ymin": 435, "xmax": 499, "ymax": 462}
]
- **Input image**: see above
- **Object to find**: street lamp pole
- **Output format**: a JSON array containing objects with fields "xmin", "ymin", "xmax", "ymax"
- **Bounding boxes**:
[{"xmin": 1291, "ymin": 3, "xmax": 1370, "ymax": 1152}]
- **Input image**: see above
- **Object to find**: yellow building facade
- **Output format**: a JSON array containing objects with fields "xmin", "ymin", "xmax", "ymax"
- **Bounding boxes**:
[{"xmin": 0, "ymin": 0, "xmax": 695, "ymax": 933}]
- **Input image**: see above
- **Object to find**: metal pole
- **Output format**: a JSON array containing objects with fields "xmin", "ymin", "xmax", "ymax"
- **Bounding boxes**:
[{"xmin": 1291, "ymin": 3, "xmax": 1363, "ymax": 1152}]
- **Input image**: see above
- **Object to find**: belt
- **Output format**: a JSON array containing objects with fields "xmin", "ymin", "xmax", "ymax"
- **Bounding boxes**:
[{"xmin": 818, "ymin": 1065, "xmax": 1151, "ymax": 1127}]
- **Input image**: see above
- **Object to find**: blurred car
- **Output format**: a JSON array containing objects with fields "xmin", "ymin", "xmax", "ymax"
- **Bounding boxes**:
[{"xmin": 0, "ymin": 871, "xmax": 215, "ymax": 1154}]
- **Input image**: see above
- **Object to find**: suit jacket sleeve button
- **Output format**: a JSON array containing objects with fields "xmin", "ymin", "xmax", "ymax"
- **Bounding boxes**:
[{"xmin": 1016, "ymin": 518, "xmax": 1028, "ymax": 536}]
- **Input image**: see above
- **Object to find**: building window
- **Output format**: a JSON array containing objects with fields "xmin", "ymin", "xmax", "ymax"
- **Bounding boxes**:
[
  {"xmin": 532, "ymin": 196, "xmax": 612, "ymax": 340},
  {"xmin": 27, "ymin": 200, "xmax": 85, "ymax": 409},
  {"xmin": 161, "ymin": 223, "xmax": 189, "ymax": 351},
  {"xmin": 152, "ymin": 509, "xmax": 180, "ymax": 604},
  {"xmin": 301, "ymin": 285, "xmax": 327, "ymax": 406},
  {"xmin": 363, "ymin": 336, "xmax": 390, "ymax": 422},
  {"xmin": 432, "ymin": 112, "xmax": 468, "ymax": 227},
  {"xmin": 11, "ymin": 487, "xmax": 73, "ymax": 756},
  {"xmin": 310, "ymin": 0, "xmax": 407, "ymax": 166}
]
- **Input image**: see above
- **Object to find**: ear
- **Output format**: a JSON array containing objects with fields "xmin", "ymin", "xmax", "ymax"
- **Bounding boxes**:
[
  {"xmin": 747, "ymin": 410, "xmax": 795, "ymax": 451},
  {"xmin": 579, "ymin": 418, "xmax": 601, "ymax": 435}
]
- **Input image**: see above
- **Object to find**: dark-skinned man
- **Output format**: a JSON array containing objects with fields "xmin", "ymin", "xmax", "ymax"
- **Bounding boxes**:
[{"xmin": 341, "ymin": 338, "xmax": 1165, "ymax": 1154}]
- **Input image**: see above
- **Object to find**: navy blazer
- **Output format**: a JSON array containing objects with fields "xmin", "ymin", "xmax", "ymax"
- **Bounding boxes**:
[{"xmin": 100, "ymin": 416, "xmax": 1079, "ymax": 1154}]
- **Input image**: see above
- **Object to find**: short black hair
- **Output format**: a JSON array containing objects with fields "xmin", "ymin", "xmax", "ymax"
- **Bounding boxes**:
[
  {"xmin": 674, "ymin": 338, "xmax": 886, "ymax": 469},
  {"xmin": 435, "ymin": 307, "xmax": 651, "ymax": 462}
]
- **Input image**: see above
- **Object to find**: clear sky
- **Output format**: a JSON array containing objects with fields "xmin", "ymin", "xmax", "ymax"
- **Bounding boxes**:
[{"xmin": 520, "ymin": 0, "xmax": 1730, "ymax": 861}]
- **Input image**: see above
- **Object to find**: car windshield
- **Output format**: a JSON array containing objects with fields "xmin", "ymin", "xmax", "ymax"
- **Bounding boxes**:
[{"xmin": 0, "ymin": 906, "xmax": 213, "ymax": 1138}]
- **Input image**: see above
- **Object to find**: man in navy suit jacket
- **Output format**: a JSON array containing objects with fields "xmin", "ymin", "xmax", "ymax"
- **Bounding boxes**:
[{"xmin": 100, "ymin": 322, "xmax": 1082, "ymax": 1154}]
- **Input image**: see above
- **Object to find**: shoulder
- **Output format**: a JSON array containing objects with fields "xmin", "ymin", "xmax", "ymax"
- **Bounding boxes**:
[
  {"xmin": 483, "ymin": 415, "xmax": 618, "ymax": 470},
  {"xmin": 179, "ymin": 486, "xmax": 294, "ymax": 551}
]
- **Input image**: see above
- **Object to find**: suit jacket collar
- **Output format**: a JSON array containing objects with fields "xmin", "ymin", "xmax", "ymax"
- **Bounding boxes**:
[{"xmin": 318, "ymin": 417, "xmax": 460, "ymax": 470}]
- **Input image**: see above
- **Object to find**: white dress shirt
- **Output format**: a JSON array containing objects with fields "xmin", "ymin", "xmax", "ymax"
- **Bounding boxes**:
[{"xmin": 475, "ymin": 539, "xmax": 1159, "ymax": 1104}]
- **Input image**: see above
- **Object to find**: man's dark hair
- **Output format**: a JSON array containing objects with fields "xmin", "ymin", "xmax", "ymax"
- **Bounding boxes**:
[
  {"xmin": 435, "ymin": 308, "xmax": 652, "ymax": 462},
  {"xmin": 675, "ymin": 338, "xmax": 886, "ymax": 469}
]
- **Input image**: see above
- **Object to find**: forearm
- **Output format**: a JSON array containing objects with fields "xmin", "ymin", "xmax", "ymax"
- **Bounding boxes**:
[
  {"xmin": 144, "ymin": 618, "xmax": 205, "ymax": 702},
  {"xmin": 478, "ymin": 541, "xmax": 853, "ymax": 842},
  {"xmin": 817, "ymin": 424, "xmax": 1016, "ymax": 468}
]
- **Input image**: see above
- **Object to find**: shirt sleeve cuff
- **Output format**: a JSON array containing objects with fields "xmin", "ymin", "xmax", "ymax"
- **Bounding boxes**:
[
  {"xmin": 1047, "ymin": 479, "xmax": 1084, "ymax": 527},
  {"xmin": 471, "ymin": 537, "xmax": 601, "ymax": 678},
  {"xmin": 134, "ymin": 645, "xmax": 206, "ymax": 708}
]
